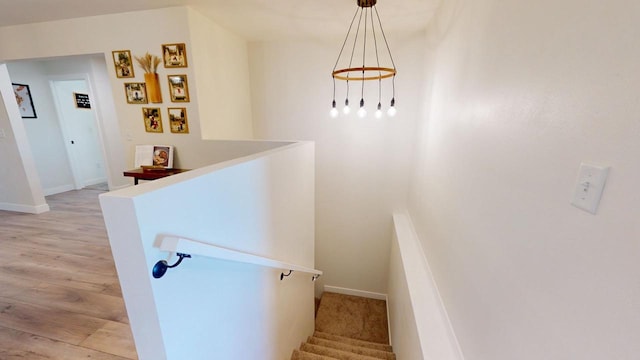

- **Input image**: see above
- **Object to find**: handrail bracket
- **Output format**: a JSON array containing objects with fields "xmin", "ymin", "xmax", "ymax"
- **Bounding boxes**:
[{"xmin": 152, "ymin": 253, "xmax": 192, "ymax": 279}]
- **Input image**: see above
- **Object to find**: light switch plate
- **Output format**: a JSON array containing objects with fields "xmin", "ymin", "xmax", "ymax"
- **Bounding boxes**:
[{"xmin": 571, "ymin": 163, "xmax": 609, "ymax": 214}]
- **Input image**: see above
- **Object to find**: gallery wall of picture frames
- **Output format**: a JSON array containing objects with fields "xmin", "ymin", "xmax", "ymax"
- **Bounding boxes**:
[{"xmin": 112, "ymin": 43, "xmax": 191, "ymax": 134}]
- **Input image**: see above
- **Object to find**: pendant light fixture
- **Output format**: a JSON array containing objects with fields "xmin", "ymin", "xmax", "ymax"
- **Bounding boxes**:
[{"xmin": 330, "ymin": 0, "xmax": 396, "ymax": 118}]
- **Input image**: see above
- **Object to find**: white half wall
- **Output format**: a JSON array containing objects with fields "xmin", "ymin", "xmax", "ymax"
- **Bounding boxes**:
[
  {"xmin": 100, "ymin": 141, "xmax": 315, "ymax": 360},
  {"xmin": 388, "ymin": 213, "xmax": 463, "ymax": 360}
]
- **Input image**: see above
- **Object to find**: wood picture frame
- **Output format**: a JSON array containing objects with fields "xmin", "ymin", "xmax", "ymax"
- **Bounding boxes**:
[
  {"xmin": 12, "ymin": 83, "xmax": 37, "ymax": 118},
  {"xmin": 167, "ymin": 74, "xmax": 189, "ymax": 102},
  {"xmin": 168, "ymin": 107, "xmax": 189, "ymax": 133},
  {"xmin": 162, "ymin": 43, "xmax": 188, "ymax": 68},
  {"xmin": 124, "ymin": 83, "xmax": 148, "ymax": 104},
  {"xmin": 142, "ymin": 107, "xmax": 163, "ymax": 133},
  {"xmin": 112, "ymin": 50, "xmax": 135, "ymax": 78}
]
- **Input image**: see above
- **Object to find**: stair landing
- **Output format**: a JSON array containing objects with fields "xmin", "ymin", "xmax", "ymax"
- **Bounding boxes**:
[{"xmin": 291, "ymin": 292, "xmax": 394, "ymax": 360}]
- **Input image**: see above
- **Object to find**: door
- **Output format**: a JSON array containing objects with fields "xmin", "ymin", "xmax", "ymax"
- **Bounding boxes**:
[{"xmin": 51, "ymin": 79, "xmax": 107, "ymax": 188}]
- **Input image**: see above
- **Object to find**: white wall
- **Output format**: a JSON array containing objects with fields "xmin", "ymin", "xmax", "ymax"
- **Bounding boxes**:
[
  {"xmin": 100, "ymin": 142, "xmax": 315, "ymax": 360},
  {"xmin": 0, "ymin": 64, "xmax": 48, "ymax": 213},
  {"xmin": 249, "ymin": 33, "xmax": 425, "ymax": 294},
  {"xmin": 187, "ymin": 8, "xmax": 254, "ymax": 140},
  {"xmin": 7, "ymin": 61, "xmax": 75, "ymax": 194},
  {"xmin": 0, "ymin": 7, "xmax": 257, "ymax": 191},
  {"xmin": 408, "ymin": 0, "xmax": 640, "ymax": 359}
]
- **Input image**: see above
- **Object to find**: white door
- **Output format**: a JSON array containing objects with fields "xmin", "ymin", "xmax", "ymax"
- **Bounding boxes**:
[{"xmin": 51, "ymin": 79, "xmax": 106, "ymax": 188}]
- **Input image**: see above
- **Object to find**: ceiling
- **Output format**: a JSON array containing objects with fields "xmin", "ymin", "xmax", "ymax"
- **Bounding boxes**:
[{"xmin": 0, "ymin": 0, "xmax": 439, "ymax": 41}]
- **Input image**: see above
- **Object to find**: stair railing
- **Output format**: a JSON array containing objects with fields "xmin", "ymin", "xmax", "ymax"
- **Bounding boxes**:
[{"xmin": 152, "ymin": 235, "xmax": 323, "ymax": 281}]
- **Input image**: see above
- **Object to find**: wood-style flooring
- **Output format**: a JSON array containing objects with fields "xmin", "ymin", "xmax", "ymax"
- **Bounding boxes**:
[{"xmin": 0, "ymin": 189, "xmax": 137, "ymax": 359}]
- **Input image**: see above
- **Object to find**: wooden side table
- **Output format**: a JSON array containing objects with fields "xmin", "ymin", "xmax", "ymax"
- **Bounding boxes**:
[{"xmin": 123, "ymin": 168, "xmax": 190, "ymax": 185}]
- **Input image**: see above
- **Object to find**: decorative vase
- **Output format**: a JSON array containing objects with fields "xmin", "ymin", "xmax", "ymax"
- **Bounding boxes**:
[{"xmin": 144, "ymin": 73, "xmax": 162, "ymax": 103}]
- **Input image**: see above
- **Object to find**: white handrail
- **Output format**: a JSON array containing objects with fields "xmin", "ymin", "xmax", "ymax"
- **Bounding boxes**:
[{"xmin": 157, "ymin": 235, "xmax": 323, "ymax": 277}]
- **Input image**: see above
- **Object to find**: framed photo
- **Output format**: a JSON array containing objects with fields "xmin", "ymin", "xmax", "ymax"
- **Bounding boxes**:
[
  {"xmin": 167, "ymin": 74, "xmax": 189, "ymax": 102},
  {"xmin": 162, "ymin": 43, "xmax": 188, "ymax": 68},
  {"xmin": 142, "ymin": 107, "xmax": 163, "ymax": 133},
  {"xmin": 124, "ymin": 83, "xmax": 148, "ymax": 104},
  {"xmin": 152, "ymin": 145, "xmax": 173, "ymax": 167},
  {"xmin": 112, "ymin": 50, "xmax": 135, "ymax": 78},
  {"xmin": 168, "ymin": 107, "xmax": 189, "ymax": 134},
  {"xmin": 12, "ymin": 83, "xmax": 37, "ymax": 118}
]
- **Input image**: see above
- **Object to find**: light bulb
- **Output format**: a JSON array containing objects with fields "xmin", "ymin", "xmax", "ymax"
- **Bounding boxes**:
[
  {"xmin": 357, "ymin": 98, "xmax": 366, "ymax": 118},
  {"xmin": 330, "ymin": 100, "xmax": 339, "ymax": 118},
  {"xmin": 375, "ymin": 102, "xmax": 383, "ymax": 119},
  {"xmin": 387, "ymin": 98, "xmax": 396, "ymax": 117},
  {"xmin": 343, "ymin": 99, "xmax": 350, "ymax": 114}
]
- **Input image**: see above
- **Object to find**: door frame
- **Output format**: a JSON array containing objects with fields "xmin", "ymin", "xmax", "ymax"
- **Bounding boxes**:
[{"xmin": 49, "ymin": 74, "xmax": 108, "ymax": 189}]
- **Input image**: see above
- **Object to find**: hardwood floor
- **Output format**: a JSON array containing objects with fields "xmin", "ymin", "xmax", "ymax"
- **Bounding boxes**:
[{"xmin": 0, "ymin": 189, "xmax": 137, "ymax": 359}]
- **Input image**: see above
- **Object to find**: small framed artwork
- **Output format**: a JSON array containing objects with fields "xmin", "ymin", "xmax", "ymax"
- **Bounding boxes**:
[
  {"xmin": 142, "ymin": 107, "xmax": 163, "ymax": 133},
  {"xmin": 167, "ymin": 74, "xmax": 189, "ymax": 102},
  {"xmin": 124, "ymin": 83, "xmax": 148, "ymax": 104},
  {"xmin": 162, "ymin": 43, "xmax": 188, "ymax": 68},
  {"xmin": 112, "ymin": 50, "xmax": 135, "ymax": 78},
  {"xmin": 12, "ymin": 83, "xmax": 37, "ymax": 118},
  {"xmin": 168, "ymin": 107, "xmax": 189, "ymax": 133},
  {"xmin": 74, "ymin": 93, "xmax": 91, "ymax": 109}
]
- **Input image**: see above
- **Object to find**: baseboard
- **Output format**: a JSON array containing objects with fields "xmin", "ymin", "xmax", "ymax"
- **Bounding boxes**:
[
  {"xmin": 323, "ymin": 285, "xmax": 387, "ymax": 301},
  {"xmin": 84, "ymin": 177, "xmax": 108, "ymax": 187},
  {"xmin": 0, "ymin": 202, "xmax": 50, "ymax": 214},
  {"xmin": 43, "ymin": 184, "xmax": 75, "ymax": 196}
]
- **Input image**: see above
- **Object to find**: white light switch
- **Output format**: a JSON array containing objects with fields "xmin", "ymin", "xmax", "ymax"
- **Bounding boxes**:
[
  {"xmin": 571, "ymin": 163, "xmax": 609, "ymax": 214},
  {"xmin": 0, "ymin": 128, "xmax": 5, "ymax": 138}
]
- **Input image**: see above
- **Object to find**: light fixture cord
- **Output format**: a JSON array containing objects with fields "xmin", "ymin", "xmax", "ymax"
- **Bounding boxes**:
[
  {"xmin": 373, "ymin": 6, "xmax": 396, "ymax": 69},
  {"xmin": 349, "ymin": 7, "xmax": 365, "ymax": 76},
  {"xmin": 371, "ymin": 7, "xmax": 382, "ymax": 106},
  {"xmin": 333, "ymin": 7, "xmax": 361, "ymax": 105},
  {"xmin": 374, "ymin": 6, "xmax": 396, "ymax": 99},
  {"xmin": 332, "ymin": 7, "xmax": 360, "ymax": 73},
  {"xmin": 361, "ymin": 7, "xmax": 368, "ymax": 101}
]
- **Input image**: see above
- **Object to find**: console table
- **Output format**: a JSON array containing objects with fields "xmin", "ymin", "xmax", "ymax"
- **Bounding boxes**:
[{"xmin": 123, "ymin": 168, "xmax": 190, "ymax": 185}]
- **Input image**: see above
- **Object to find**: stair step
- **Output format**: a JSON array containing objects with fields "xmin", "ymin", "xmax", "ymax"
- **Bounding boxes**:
[
  {"xmin": 313, "ymin": 331, "xmax": 393, "ymax": 352},
  {"xmin": 300, "ymin": 343, "xmax": 384, "ymax": 360},
  {"xmin": 307, "ymin": 337, "xmax": 395, "ymax": 360},
  {"xmin": 315, "ymin": 292, "xmax": 389, "ymax": 345},
  {"xmin": 291, "ymin": 349, "xmax": 339, "ymax": 360}
]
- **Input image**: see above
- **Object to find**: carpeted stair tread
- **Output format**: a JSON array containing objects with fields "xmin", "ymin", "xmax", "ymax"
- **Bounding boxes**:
[
  {"xmin": 313, "ymin": 331, "xmax": 393, "ymax": 352},
  {"xmin": 315, "ymin": 292, "xmax": 389, "ymax": 344},
  {"xmin": 307, "ymin": 337, "xmax": 396, "ymax": 360},
  {"xmin": 300, "ymin": 343, "xmax": 384, "ymax": 360},
  {"xmin": 291, "ymin": 349, "xmax": 339, "ymax": 360}
]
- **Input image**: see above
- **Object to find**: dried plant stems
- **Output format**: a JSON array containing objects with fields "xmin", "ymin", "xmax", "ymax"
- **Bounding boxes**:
[{"xmin": 134, "ymin": 52, "xmax": 161, "ymax": 74}]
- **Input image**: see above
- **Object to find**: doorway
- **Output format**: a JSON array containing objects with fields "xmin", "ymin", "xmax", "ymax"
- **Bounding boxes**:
[{"xmin": 50, "ymin": 79, "xmax": 107, "ymax": 189}]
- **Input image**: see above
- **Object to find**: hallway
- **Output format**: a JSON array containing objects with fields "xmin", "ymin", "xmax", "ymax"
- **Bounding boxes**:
[{"xmin": 0, "ymin": 189, "xmax": 136, "ymax": 359}]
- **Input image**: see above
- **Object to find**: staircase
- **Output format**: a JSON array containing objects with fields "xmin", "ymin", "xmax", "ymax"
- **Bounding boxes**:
[{"xmin": 291, "ymin": 292, "xmax": 396, "ymax": 360}]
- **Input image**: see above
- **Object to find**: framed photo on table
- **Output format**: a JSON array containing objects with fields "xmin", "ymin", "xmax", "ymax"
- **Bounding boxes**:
[
  {"xmin": 12, "ymin": 83, "xmax": 37, "ymax": 118},
  {"xmin": 167, "ymin": 74, "xmax": 189, "ymax": 102}
]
